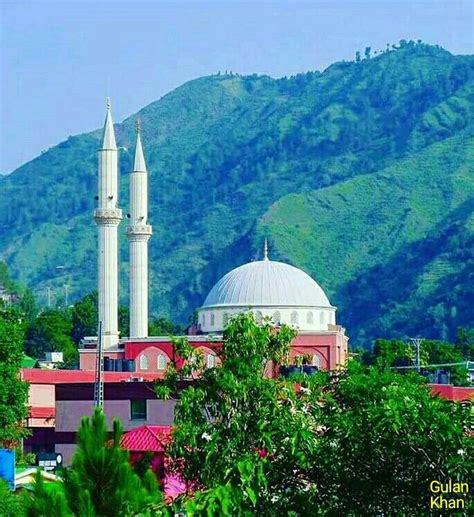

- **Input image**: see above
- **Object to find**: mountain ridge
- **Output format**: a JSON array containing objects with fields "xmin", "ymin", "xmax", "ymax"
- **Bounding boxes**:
[{"xmin": 1, "ymin": 41, "xmax": 473, "ymax": 347}]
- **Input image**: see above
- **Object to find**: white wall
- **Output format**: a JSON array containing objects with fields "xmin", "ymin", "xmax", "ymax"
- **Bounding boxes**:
[{"xmin": 198, "ymin": 306, "xmax": 336, "ymax": 333}]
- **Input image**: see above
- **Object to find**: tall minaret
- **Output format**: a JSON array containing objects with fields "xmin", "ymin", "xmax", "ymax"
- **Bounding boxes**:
[
  {"xmin": 94, "ymin": 98, "xmax": 123, "ymax": 349},
  {"xmin": 126, "ymin": 120, "xmax": 152, "ymax": 338}
]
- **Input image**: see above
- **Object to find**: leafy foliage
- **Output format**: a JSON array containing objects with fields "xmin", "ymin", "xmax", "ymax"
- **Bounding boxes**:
[
  {"xmin": 156, "ymin": 313, "xmax": 473, "ymax": 514},
  {"xmin": 310, "ymin": 363, "xmax": 473, "ymax": 514},
  {"xmin": 362, "ymin": 337, "xmax": 470, "ymax": 386},
  {"xmin": 62, "ymin": 408, "xmax": 163, "ymax": 516},
  {"xmin": 24, "ymin": 308, "xmax": 76, "ymax": 365},
  {"xmin": 0, "ymin": 306, "xmax": 30, "ymax": 447},
  {"xmin": 0, "ymin": 479, "xmax": 26, "ymax": 517},
  {"xmin": 24, "ymin": 407, "xmax": 165, "ymax": 517}
]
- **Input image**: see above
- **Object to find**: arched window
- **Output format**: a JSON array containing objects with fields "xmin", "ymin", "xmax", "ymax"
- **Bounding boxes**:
[
  {"xmin": 320, "ymin": 311, "xmax": 325, "ymax": 324},
  {"xmin": 139, "ymin": 354, "xmax": 149, "ymax": 371},
  {"xmin": 306, "ymin": 311, "xmax": 314, "ymax": 324},
  {"xmin": 157, "ymin": 354, "xmax": 166, "ymax": 370},
  {"xmin": 273, "ymin": 311, "xmax": 281, "ymax": 324},
  {"xmin": 312, "ymin": 354, "xmax": 321, "ymax": 367},
  {"xmin": 291, "ymin": 311, "xmax": 299, "ymax": 325},
  {"xmin": 223, "ymin": 313, "xmax": 229, "ymax": 327},
  {"xmin": 255, "ymin": 311, "xmax": 263, "ymax": 324},
  {"xmin": 210, "ymin": 313, "xmax": 215, "ymax": 326},
  {"xmin": 207, "ymin": 354, "xmax": 216, "ymax": 368}
]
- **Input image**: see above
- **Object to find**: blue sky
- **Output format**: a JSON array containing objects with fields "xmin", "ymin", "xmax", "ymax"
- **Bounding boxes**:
[{"xmin": 1, "ymin": 0, "xmax": 473, "ymax": 173}]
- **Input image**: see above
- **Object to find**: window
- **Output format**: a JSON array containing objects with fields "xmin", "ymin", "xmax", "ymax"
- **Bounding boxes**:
[
  {"xmin": 291, "ymin": 311, "xmax": 299, "ymax": 325},
  {"xmin": 139, "ymin": 354, "xmax": 149, "ymax": 370},
  {"xmin": 223, "ymin": 313, "xmax": 229, "ymax": 326},
  {"xmin": 202, "ymin": 314, "xmax": 206, "ymax": 326},
  {"xmin": 210, "ymin": 313, "xmax": 215, "ymax": 326},
  {"xmin": 312, "ymin": 354, "xmax": 321, "ymax": 367},
  {"xmin": 255, "ymin": 311, "xmax": 263, "ymax": 324},
  {"xmin": 207, "ymin": 354, "xmax": 216, "ymax": 368},
  {"xmin": 273, "ymin": 311, "xmax": 281, "ymax": 324},
  {"xmin": 320, "ymin": 312, "xmax": 325, "ymax": 324},
  {"xmin": 157, "ymin": 354, "xmax": 166, "ymax": 370},
  {"xmin": 306, "ymin": 311, "xmax": 314, "ymax": 324},
  {"xmin": 130, "ymin": 399, "xmax": 147, "ymax": 420}
]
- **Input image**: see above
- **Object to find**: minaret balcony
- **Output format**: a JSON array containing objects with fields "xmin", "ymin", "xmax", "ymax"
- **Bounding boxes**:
[
  {"xmin": 94, "ymin": 208, "xmax": 123, "ymax": 225},
  {"xmin": 126, "ymin": 224, "xmax": 153, "ymax": 238}
]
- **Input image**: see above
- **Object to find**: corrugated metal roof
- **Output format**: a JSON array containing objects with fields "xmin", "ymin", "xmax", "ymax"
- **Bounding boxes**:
[
  {"xmin": 21, "ymin": 369, "xmax": 160, "ymax": 384},
  {"xmin": 121, "ymin": 425, "xmax": 172, "ymax": 452}
]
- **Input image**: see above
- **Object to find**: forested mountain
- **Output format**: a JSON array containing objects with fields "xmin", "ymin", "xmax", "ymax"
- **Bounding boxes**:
[{"xmin": 1, "ymin": 41, "xmax": 473, "ymax": 347}]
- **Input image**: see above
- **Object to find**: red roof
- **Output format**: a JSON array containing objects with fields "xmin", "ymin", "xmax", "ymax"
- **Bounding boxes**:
[
  {"xmin": 29, "ymin": 406, "xmax": 55, "ymax": 419},
  {"xmin": 429, "ymin": 384, "xmax": 474, "ymax": 401},
  {"xmin": 121, "ymin": 425, "xmax": 172, "ymax": 452},
  {"xmin": 21, "ymin": 368, "xmax": 161, "ymax": 384}
]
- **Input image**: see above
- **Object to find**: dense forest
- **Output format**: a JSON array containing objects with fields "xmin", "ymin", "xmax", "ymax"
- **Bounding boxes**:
[{"xmin": 1, "ymin": 41, "xmax": 473, "ymax": 348}]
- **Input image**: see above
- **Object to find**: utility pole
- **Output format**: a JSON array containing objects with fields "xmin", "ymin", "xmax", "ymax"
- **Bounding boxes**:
[
  {"xmin": 94, "ymin": 321, "xmax": 104, "ymax": 409},
  {"xmin": 64, "ymin": 284, "xmax": 69, "ymax": 306},
  {"xmin": 410, "ymin": 337, "xmax": 423, "ymax": 373}
]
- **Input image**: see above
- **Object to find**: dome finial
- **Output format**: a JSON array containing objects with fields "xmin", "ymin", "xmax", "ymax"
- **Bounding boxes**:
[
  {"xmin": 106, "ymin": 96, "xmax": 111, "ymax": 112},
  {"xmin": 136, "ymin": 118, "xmax": 141, "ymax": 134},
  {"xmin": 263, "ymin": 238, "xmax": 269, "ymax": 261}
]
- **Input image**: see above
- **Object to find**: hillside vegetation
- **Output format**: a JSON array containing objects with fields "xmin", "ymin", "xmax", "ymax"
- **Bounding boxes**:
[{"xmin": 1, "ymin": 41, "xmax": 473, "ymax": 347}]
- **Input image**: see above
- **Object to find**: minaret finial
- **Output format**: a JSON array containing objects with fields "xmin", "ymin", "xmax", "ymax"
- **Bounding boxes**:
[
  {"xmin": 106, "ymin": 97, "xmax": 111, "ymax": 111},
  {"xmin": 136, "ymin": 118, "xmax": 141, "ymax": 134},
  {"xmin": 263, "ymin": 238, "xmax": 269, "ymax": 261}
]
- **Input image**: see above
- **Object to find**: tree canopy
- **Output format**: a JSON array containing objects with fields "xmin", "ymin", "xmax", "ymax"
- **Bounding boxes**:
[
  {"xmin": 0, "ymin": 306, "xmax": 30, "ymax": 447},
  {"xmin": 155, "ymin": 313, "xmax": 473, "ymax": 514}
]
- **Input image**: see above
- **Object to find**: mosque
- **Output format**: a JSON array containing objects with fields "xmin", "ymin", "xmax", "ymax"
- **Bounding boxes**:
[
  {"xmin": 78, "ymin": 101, "xmax": 349, "ymax": 374},
  {"xmin": 22, "ymin": 103, "xmax": 474, "ymax": 466}
]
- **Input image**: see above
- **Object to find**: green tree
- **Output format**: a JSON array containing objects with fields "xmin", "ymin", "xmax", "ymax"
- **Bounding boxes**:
[
  {"xmin": 71, "ymin": 291, "xmax": 98, "ymax": 344},
  {"xmin": 62, "ymin": 408, "xmax": 163, "ymax": 516},
  {"xmin": 118, "ymin": 305, "xmax": 130, "ymax": 338},
  {"xmin": 0, "ymin": 261, "xmax": 19, "ymax": 294},
  {"xmin": 23, "ymin": 471, "xmax": 70, "ymax": 517},
  {"xmin": 18, "ymin": 288, "xmax": 37, "ymax": 323},
  {"xmin": 456, "ymin": 327, "xmax": 474, "ymax": 360},
  {"xmin": 310, "ymin": 362, "xmax": 473, "ymax": 514},
  {"xmin": 0, "ymin": 479, "xmax": 26, "ymax": 517},
  {"xmin": 0, "ymin": 307, "xmax": 30, "ymax": 447},
  {"xmin": 156, "ymin": 313, "xmax": 319, "ymax": 514},
  {"xmin": 149, "ymin": 316, "xmax": 183, "ymax": 336},
  {"xmin": 24, "ymin": 308, "xmax": 76, "ymax": 364},
  {"xmin": 25, "ymin": 408, "xmax": 165, "ymax": 516},
  {"xmin": 156, "ymin": 314, "xmax": 473, "ymax": 514},
  {"xmin": 71, "ymin": 292, "xmax": 132, "ymax": 342}
]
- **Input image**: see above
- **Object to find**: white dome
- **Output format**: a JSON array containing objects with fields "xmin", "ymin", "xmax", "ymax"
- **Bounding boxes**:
[{"xmin": 202, "ymin": 259, "xmax": 331, "ymax": 308}]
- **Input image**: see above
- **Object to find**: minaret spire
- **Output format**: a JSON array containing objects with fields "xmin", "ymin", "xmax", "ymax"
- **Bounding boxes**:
[
  {"xmin": 263, "ymin": 238, "xmax": 269, "ymax": 261},
  {"xmin": 133, "ymin": 119, "xmax": 146, "ymax": 172},
  {"xmin": 102, "ymin": 97, "xmax": 117, "ymax": 150},
  {"xmin": 94, "ymin": 98, "xmax": 122, "ymax": 350},
  {"xmin": 127, "ymin": 120, "xmax": 152, "ymax": 338}
]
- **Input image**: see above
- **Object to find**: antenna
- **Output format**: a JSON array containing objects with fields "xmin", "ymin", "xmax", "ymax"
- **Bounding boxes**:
[
  {"xmin": 94, "ymin": 321, "xmax": 104, "ymax": 408},
  {"xmin": 410, "ymin": 337, "xmax": 423, "ymax": 373}
]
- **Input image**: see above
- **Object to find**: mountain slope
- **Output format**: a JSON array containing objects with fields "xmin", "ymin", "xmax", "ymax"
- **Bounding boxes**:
[
  {"xmin": 258, "ymin": 131, "xmax": 474, "ymax": 344},
  {"xmin": 1, "ymin": 42, "xmax": 473, "ymax": 347}
]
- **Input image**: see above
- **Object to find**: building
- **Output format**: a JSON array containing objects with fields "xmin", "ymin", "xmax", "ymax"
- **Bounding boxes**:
[
  {"xmin": 75, "ymin": 99, "xmax": 349, "ymax": 374},
  {"xmin": 23, "ymin": 99, "xmax": 349, "ymax": 463}
]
